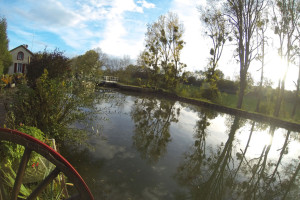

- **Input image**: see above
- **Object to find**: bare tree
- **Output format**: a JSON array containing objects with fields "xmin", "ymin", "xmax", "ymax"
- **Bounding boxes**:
[
  {"xmin": 199, "ymin": 2, "xmax": 230, "ymax": 100},
  {"xmin": 224, "ymin": 0, "xmax": 267, "ymax": 109},
  {"xmin": 256, "ymin": 15, "xmax": 269, "ymax": 112},
  {"xmin": 199, "ymin": 3, "xmax": 230, "ymax": 82}
]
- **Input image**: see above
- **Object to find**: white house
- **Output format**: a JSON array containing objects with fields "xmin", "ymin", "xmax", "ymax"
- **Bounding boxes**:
[{"xmin": 8, "ymin": 44, "xmax": 33, "ymax": 74}]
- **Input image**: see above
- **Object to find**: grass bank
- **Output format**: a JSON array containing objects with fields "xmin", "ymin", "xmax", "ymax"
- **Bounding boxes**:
[{"xmin": 101, "ymin": 82, "xmax": 300, "ymax": 131}]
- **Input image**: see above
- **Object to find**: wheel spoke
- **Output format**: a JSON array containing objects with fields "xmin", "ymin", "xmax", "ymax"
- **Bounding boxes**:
[
  {"xmin": 11, "ymin": 147, "xmax": 32, "ymax": 200},
  {"xmin": 1, "ymin": 128, "xmax": 94, "ymax": 199},
  {"xmin": 27, "ymin": 167, "xmax": 61, "ymax": 200}
]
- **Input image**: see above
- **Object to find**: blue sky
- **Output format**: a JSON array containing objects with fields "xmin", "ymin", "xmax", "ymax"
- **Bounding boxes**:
[
  {"xmin": 1, "ymin": 0, "xmax": 298, "ymax": 90},
  {"xmin": 0, "ymin": 0, "xmax": 208, "ymax": 71}
]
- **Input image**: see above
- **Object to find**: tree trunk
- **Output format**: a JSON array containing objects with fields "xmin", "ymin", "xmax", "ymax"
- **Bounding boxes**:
[
  {"xmin": 273, "ymin": 80, "xmax": 281, "ymax": 116},
  {"xmin": 256, "ymin": 30, "xmax": 265, "ymax": 112},
  {"xmin": 274, "ymin": 60, "xmax": 288, "ymax": 117},
  {"xmin": 292, "ymin": 59, "xmax": 300, "ymax": 117},
  {"xmin": 237, "ymin": 73, "xmax": 246, "ymax": 109}
]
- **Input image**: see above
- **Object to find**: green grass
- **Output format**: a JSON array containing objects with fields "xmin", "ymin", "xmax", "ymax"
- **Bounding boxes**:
[
  {"xmin": 114, "ymin": 79, "xmax": 300, "ymax": 123},
  {"xmin": 220, "ymin": 93, "xmax": 300, "ymax": 122},
  {"xmin": 221, "ymin": 93, "xmax": 258, "ymax": 111}
]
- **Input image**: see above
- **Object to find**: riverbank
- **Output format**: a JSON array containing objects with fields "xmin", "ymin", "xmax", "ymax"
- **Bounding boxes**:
[{"xmin": 101, "ymin": 82, "xmax": 300, "ymax": 131}]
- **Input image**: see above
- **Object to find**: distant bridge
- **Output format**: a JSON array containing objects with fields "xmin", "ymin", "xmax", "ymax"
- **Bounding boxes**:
[{"xmin": 99, "ymin": 76, "xmax": 119, "ymax": 84}]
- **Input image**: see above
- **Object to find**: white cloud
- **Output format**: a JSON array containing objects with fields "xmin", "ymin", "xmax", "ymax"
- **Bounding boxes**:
[
  {"xmin": 170, "ymin": 0, "xmax": 240, "ymax": 79},
  {"xmin": 170, "ymin": 0, "xmax": 209, "ymax": 71},
  {"xmin": 6, "ymin": 0, "xmax": 155, "ymax": 54},
  {"xmin": 93, "ymin": 0, "xmax": 152, "ymax": 58},
  {"xmin": 21, "ymin": 0, "xmax": 83, "ymax": 28},
  {"xmin": 137, "ymin": 0, "xmax": 156, "ymax": 9}
]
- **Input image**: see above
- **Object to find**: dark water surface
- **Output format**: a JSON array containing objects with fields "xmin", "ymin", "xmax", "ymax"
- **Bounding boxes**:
[{"xmin": 61, "ymin": 90, "xmax": 300, "ymax": 200}]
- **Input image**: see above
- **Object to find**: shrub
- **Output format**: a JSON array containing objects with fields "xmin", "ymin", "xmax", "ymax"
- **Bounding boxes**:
[
  {"xmin": 200, "ymin": 82, "xmax": 220, "ymax": 102},
  {"xmin": 26, "ymin": 49, "xmax": 70, "ymax": 87},
  {"xmin": 5, "ymin": 69, "xmax": 94, "ymax": 144}
]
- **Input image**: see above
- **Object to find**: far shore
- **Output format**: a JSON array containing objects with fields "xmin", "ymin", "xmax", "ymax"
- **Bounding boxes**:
[{"xmin": 99, "ymin": 82, "xmax": 300, "ymax": 132}]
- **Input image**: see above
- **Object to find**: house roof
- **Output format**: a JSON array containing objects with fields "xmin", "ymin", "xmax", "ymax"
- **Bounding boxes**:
[{"xmin": 10, "ymin": 45, "xmax": 34, "ymax": 56}]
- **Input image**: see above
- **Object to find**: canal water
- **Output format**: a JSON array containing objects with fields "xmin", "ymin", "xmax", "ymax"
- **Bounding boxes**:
[{"xmin": 61, "ymin": 90, "xmax": 300, "ymax": 200}]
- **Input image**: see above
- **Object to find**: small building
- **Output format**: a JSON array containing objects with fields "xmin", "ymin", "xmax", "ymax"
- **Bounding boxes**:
[{"xmin": 8, "ymin": 44, "xmax": 33, "ymax": 74}]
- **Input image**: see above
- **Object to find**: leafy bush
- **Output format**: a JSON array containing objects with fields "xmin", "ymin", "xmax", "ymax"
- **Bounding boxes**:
[
  {"xmin": 5, "ymin": 69, "xmax": 94, "ymax": 144},
  {"xmin": 200, "ymin": 82, "xmax": 220, "ymax": 102},
  {"xmin": 0, "ymin": 126, "xmax": 45, "ymax": 162},
  {"xmin": 26, "ymin": 49, "xmax": 70, "ymax": 87}
]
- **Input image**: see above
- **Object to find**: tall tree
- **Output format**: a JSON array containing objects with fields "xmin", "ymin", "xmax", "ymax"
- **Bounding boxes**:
[
  {"xmin": 272, "ymin": 0, "xmax": 300, "ymax": 117},
  {"xmin": 224, "ymin": 0, "xmax": 267, "ymax": 109},
  {"xmin": 199, "ymin": 3, "xmax": 230, "ymax": 100},
  {"xmin": 139, "ymin": 12, "xmax": 186, "ymax": 90},
  {"xmin": 256, "ymin": 16, "xmax": 269, "ymax": 112},
  {"xmin": 199, "ymin": 4, "xmax": 230, "ymax": 82},
  {"xmin": 292, "ymin": 2, "xmax": 300, "ymax": 117},
  {"xmin": 0, "ymin": 17, "xmax": 12, "ymax": 75},
  {"xmin": 292, "ymin": 55, "xmax": 300, "ymax": 117}
]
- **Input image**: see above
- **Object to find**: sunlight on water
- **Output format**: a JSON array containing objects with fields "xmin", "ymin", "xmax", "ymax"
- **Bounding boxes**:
[{"xmin": 61, "ymin": 91, "xmax": 300, "ymax": 200}]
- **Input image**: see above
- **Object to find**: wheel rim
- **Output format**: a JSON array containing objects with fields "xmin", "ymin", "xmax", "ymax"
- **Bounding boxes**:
[{"xmin": 0, "ymin": 128, "xmax": 94, "ymax": 200}]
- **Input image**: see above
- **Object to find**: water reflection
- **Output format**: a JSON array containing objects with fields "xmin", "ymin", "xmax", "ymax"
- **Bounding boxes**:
[
  {"xmin": 176, "ymin": 111, "xmax": 300, "ymax": 199},
  {"xmin": 60, "ymin": 91, "xmax": 300, "ymax": 200},
  {"xmin": 130, "ymin": 97, "xmax": 180, "ymax": 164}
]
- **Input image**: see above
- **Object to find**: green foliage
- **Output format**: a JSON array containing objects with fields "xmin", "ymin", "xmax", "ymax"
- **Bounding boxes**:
[
  {"xmin": 71, "ymin": 49, "xmax": 102, "ymax": 81},
  {"xmin": 200, "ymin": 81, "xmax": 220, "ymax": 102},
  {"xmin": 199, "ymin": 4, "xmax": 229, "ymax": 77},
  {"xmin": 0, "ymin": 125, "xmax": 68, "ymax": 199},
  {"xmin": 26, "ymin": 49, "xmax": 70, "ymax": 86},
  {"xmin": 131, "ymin": 97, "xmax": 180, "ymax": 164},
  {"xmin": 5, "ymin": 69, "xmax": 93, "ymax": 143},
  {"xmin": 0, "ymin": 17, "xmax": 12, "ymax": 76},
  {"xmin": 175, "ymin": 84, "xmax": 202, "ymax": 99},
  {"xmin": 18, "ymin": 125, "xmax": 46, "ymax": 141},
  {"xmin": 217, "ymin": 79, "xmax": 238, "ymax": 94},
  {"xmin": 139, "ymin": 12, "xmax": 186, "ymax": 90},
  {"xmin": 258, "ymin": 101, "xmax": 274, "ymax": 115},
  {"xmin": 0, "ymin": 126, "xmax": 45, "ymax": 163}
]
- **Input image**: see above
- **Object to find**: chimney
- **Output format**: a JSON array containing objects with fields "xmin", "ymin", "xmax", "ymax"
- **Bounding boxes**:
[{"xmin": 23, "ymin": 44, "xmax": 28, "ymax": 48}]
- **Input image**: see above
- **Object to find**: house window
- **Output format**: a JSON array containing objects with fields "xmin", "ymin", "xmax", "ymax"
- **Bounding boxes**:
[
  {"xmin": 17, "ymin": 51, "xmax": 24, "ymax": 60},
  {"xmin": 17, "ymin": 63, "xmax": 23, "ymax": 73}
]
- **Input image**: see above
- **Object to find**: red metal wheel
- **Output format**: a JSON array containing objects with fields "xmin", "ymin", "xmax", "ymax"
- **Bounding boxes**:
[{"xmin": 0, "ymin": 128, "xmax": 94, "ymax": 200}]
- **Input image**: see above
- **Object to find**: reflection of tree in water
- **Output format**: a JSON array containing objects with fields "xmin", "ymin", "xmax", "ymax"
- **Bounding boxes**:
[
  {"xmin": 130, "ymin": 97, "xmax": 180, "ymax": 164},
  {"xmin": 176, "ymin": 114, "xmax": 300, "ymax": 200},
  {"xmin": 176, "ymin": 110, "xmax": 238, "ymax": 199},
  {"xmin": 236, "ymin": 128, "xmax": 300, "ymax": 200}
]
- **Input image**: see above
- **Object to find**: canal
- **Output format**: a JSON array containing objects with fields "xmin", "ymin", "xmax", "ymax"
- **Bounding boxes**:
[{"xmin": 61, "ymin": 89, "xmax": 300, "ymax": 199}]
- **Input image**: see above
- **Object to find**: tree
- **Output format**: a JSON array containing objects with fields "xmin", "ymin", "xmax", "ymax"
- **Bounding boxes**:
[
  {"xmin": 139, "ymin": 12, "xmax": 186, "ymax": 90},
  {"xmin": 0, "ymin": 17, "xmax": 12, "ymax": 75},
  {"xmin": 199, "ymin": 4, "xmax": 230, "ymax": 101},
  {"xmin": 255, "ymin": 16, "xmax": 269, "ymax": 112},
  {"xmin": 130, "ymin": 97, "xmax": 180, "ymax": 164},
  {"xmin": 224, "ymin": 0, "xmax": 267, "ymax": 109},
  {"xmin": 104, "ymin": 55, "xmax": 131, "ymax": 76},
  {"xmin": 272, "ymin": 0, "xmax": 300, "ymax": 117},
  {"xmin": 5, "ymin": 69, "xmax": 95, "ymax": 144},
  {"xmin": 26, "ymin": 49, "xmax": 70, "ymax": 86},
  {"xmin": 199, "ymin": 4, "xmax": 230, "ymax": 82},
  {"xmin": 292, "ymin": 56, "xmax": 300, "ymax": 117},
  {"xmin": 71, "ymin": 50, "xmax": 102, "ymax": 81}
]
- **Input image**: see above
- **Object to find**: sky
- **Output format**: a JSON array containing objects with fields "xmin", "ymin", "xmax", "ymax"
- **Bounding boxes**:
[{"xmin": 0, "ymin": 0, "xmax": 298, "ymax": 90}]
